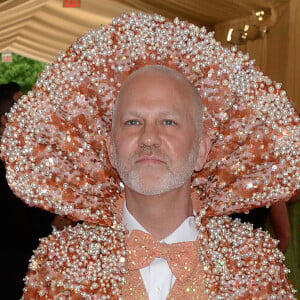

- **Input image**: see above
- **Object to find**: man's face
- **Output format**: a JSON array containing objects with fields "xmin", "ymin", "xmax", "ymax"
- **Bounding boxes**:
[{"xmin": 108, "ymin": 69, "xmax": 205, "ymax": 196}]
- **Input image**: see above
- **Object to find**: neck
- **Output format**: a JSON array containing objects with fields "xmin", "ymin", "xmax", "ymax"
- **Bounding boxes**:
[{"xmin": 125, "ymin": 182, "xmax": 193, "ymax": 240}]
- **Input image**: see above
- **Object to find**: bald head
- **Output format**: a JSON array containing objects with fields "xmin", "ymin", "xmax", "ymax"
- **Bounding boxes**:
[
  {"xmin": 112, "ymin": 65, "xmax": 203, "ymax": 134},
  {"xmin": 107, "ymin": 64, "xmax": 211, "ymax": 196}
]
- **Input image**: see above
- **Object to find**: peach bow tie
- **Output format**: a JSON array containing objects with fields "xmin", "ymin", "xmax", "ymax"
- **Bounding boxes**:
[{"xmin": 126, "ymin": 230, "xmax": 199, "ymax": 282}]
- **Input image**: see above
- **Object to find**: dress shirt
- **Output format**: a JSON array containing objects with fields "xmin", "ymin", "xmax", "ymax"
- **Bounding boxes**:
[{"xmin": 122, "ymin": 203, "xmax": 198, "ymax": 300}]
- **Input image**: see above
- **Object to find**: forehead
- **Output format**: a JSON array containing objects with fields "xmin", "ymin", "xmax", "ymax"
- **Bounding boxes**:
[{"xmin": 115, "ymin": 70, "xmax": 195, "ymax": 115}]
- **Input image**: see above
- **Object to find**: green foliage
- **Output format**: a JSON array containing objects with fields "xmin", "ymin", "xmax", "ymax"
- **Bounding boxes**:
[{"xmin": 0, "ymin": 53, "xmax": 45, "ymax": 94}]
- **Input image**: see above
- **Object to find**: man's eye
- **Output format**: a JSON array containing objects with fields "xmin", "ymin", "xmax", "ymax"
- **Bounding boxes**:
[
  {"xmin": 163, "ymin": 120, "xmax": 176, "ymax": 126},
  {"xmin": 125, "ymin": 120, "xmax": 140, "ymax": 125}
]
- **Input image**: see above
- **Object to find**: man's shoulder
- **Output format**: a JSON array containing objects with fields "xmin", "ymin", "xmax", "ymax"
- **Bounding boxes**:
[
  {"xmin": 23, "ymin": 223, "xmax": 126, "ymax": 298},
  {"xmin": 202, "ymin": 215, "xmax": 285, "ymax": 274},
  {"xmin": 200, "ymin": 215, "xmax": 295, "ymax": 298},
  {"xmin": 205, "ymin": 214, "xmax": 279, "ymax": 250}
]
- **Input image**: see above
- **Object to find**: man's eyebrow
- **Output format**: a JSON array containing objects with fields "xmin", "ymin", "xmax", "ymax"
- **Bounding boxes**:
[
  {"xmin": 158, "ymin": 111, "xmax": 180, "ymax": 117},
  {"xmin": 121, "ymin": 111, "xmax": 181, "ymax": 118},
  {"xmin": 121, "ymin": 112, "xmax": 144, "ymax": 118}
]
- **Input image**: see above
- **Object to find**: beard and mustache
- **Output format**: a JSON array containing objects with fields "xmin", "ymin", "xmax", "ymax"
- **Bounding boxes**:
[{"xmin": 111, "ymin": 141, "xmax": 199, "ymax": 196}]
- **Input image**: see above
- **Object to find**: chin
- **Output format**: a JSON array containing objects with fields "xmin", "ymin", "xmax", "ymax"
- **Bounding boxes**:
[
  {"xmin": 131, "ymin": 185, "xmax": 171, "ymax": 196},
  {"xmin": 126, "ymin": 175, "xmax": 185, "ymax": 196}
]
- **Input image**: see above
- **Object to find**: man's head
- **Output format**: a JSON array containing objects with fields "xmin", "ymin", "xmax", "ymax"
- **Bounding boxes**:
[{"xmin": 107, "ymin": 65, "xmax": 211, "ymax": 196}]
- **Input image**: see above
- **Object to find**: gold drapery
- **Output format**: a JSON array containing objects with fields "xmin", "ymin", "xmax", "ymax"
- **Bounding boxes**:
[{"xmin": 0, "ymin": 0, "xmax": 290, "ymax": 62}]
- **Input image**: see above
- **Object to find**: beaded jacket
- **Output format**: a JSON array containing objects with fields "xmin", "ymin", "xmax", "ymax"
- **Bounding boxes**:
[
  {"xmin": 0, "ymin": 12, "xmax": 299, "ymax": 299},
  {"xmin": 21, "ymin": 207, "xmax": 296, "ymax": 299}
]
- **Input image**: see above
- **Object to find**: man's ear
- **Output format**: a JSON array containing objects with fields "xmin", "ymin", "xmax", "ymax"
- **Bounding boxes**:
[
  {"xmin": 194, "ymin": 134, "xmax": 211, "ymax": 172},
  {"xmin": 106, "ymin": 134, "xmax": 115, "ymax": 168}
]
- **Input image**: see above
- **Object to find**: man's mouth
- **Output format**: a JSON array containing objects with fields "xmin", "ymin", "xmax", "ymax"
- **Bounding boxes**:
[{"xmin": 135, "ymin": 156, "xmax": 165, "ymax": 165}]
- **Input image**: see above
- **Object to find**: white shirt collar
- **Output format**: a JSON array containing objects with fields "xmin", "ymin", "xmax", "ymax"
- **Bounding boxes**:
[{"xmin": 122, "ymin": 202, "xmax": 198, "ymax": 243}]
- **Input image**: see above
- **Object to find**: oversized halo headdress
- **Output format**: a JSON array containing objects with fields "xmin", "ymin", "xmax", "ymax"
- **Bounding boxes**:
[{"xmin": 1, "ymin": 12, "xmax": 299, "ymax": 226}]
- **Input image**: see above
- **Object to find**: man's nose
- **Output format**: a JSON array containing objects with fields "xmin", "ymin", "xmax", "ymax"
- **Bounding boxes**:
[{"xmin": 138, "ymin": 123, "xmax": 161, "ymax": 148}]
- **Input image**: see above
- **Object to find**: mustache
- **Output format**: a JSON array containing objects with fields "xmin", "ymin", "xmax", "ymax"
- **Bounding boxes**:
[{"xmin": 132, "ymin": 146, "xmax": 169, "ymax": 162}]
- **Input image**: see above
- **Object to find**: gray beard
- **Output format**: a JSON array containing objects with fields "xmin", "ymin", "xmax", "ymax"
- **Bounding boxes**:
[{"xmin": 111, "ymin": 142, "xmax": 198, "ymax": 196}]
